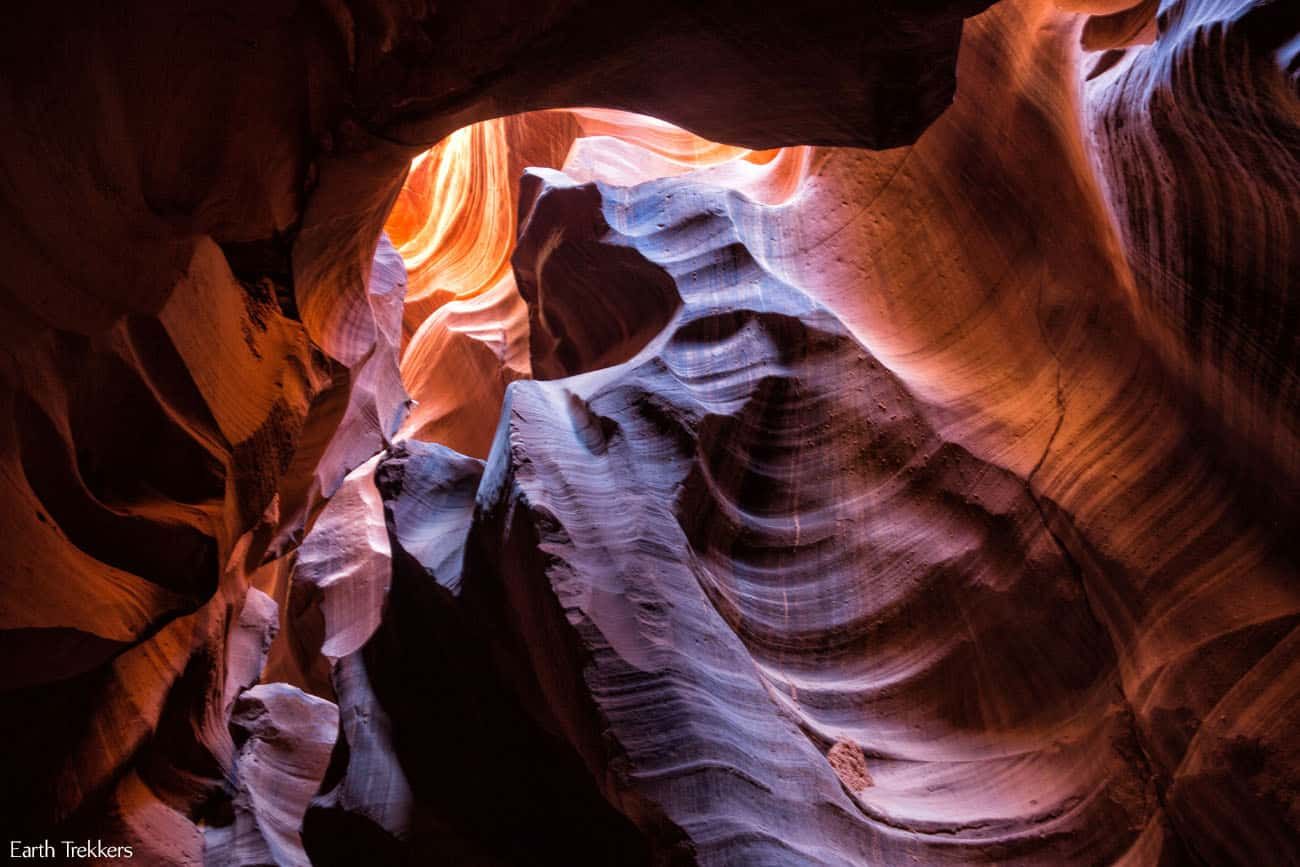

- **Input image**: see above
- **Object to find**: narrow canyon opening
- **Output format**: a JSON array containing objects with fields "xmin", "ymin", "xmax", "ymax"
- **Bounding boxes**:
[{"xmin": 1, "ymin": 1, "xmax": 1297, "ymax": 865}]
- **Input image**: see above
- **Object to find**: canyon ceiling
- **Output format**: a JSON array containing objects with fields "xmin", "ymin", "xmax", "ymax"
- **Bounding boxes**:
[{"xmin": 0, "ymin": 0, "xmax": 1297, "ymax": 865}]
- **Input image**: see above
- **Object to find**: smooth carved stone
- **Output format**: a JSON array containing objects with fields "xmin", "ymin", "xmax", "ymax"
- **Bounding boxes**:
[
  {"xmin": 205, "ymin": 683, "xmax": 339, "ymax": 867},
  {"xmin": 1086, "ymin": 0, "xmax": 1300, "ymax": 498},
  {"xmin": 273, "ymin": 454, "xmax": 392, "ymax": 700},
  {"xmin": 0, "ymin": 227, "xmax": 402, "ymax": 832},
  {"xmin": 375, "ymin": 442, "xmax": 484, "ymax": 595},
  {"xmin": 1084, "ymin": 3, "xmax": 1300, "ymax": 862},
  {"xmin": 265, "ymin": 233, "xmax": 411, "ymax": 562},
  {"xmin": 628, "ymin": 3, "xmax": 1296, "ymax": 859},
  {"xmin": 396, "ymin": 274, "xmax": 532, "ymax": 459},
  {"xmin": 1, "ymin": 0, "xmax": 1296, "ymax": 860},
  {"xmin": 390, "ymin": 110, "xmax": 810, "ymax": 461},
  {"xmin": 455, "ymin": 170, "xmax": 1154, "ymax": 864},
  {"xmin": 389, "ymin": 113, "xmax": 578, "ymax": 459},
  {"xmin": 513, "ymin": 171, "xmax": 683, "ymax": 381},
  {"xmin": 304, "ymin": 440, "xmax": 652, "ymax": 866},
  {"xmin": 0, "ymin": 0, "xmax": 995, "ymax": 843},
  {"xmin": 40, "ymin": 585, "xmax": 282, "ymax": 864}
]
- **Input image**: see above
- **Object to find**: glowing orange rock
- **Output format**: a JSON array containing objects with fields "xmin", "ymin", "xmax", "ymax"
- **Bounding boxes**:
[{"xmin": 388, "ymin": 109, "xmax": 805, "ymax": 455}]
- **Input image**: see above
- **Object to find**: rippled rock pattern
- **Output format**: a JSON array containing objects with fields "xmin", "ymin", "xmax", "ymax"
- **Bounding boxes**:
[
  {"xmin": 205, "ymin": 683, "xmax": 338, "ymax": 867},
  {"xmin": 1083, "ymin": 3, "xmax": 1300, "ymax": 862},
  {"xmin": 302, "ymin": 441, "xmax": 651, "ymax": 865},
  {"xmin": 1, "ymin": 0, "xmax": 1298, "ymax": 863},
  {"xmin": 0, "ymin": 0, "xmax": 992, "ymax": 849},
  {"xmin": 454, "ymin": 170, "xmax": 1152, "ymax": 864}
]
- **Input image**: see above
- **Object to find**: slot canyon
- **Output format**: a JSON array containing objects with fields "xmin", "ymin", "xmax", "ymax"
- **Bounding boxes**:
[{"xmin": 1, "ymin": 0, "xmax": 1297, "ymax": 864}]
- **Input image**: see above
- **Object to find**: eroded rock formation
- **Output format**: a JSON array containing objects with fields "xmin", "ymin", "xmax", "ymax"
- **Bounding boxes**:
[
  {"xmin": 1, "ymin": 0, "xmax": 1297, "ymax": 864},
  {"xmin": 464, "ymin": 169, "xmax": 1152, "ymax": 863}
]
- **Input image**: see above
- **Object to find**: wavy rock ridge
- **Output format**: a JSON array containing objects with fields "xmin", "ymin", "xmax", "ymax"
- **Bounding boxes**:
[
  {"xmin": 462, "ymin": 169, "xmax": 1154, "ymax": 863},
  {"xmin": 0, "ymin": 0, "xmax": 991, "ymax": 856},
  {"xmin": 1, "ymin": 0, "xmax": 1297, "ymax": 863}
]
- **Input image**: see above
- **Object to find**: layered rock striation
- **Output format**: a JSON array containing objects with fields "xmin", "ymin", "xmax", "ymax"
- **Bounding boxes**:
[
  {"xmin": 1, "ymin": 0, "xmax": 1297, "ymax": 864},
  {"xmin": 0, "ymin": 0, "xmax": 993, "ymax": 851}
]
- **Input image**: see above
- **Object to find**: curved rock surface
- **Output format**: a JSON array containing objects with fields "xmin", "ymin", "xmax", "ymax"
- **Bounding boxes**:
[
  {"xmin": 460, "ymin": 170, "xmax": 1152, "ymax": 864},
  {"xmin": 1, "ymin": 0, "xmax": 1297, "ymax": 863},
  {"xmin": 1083, "ymin": 3, "xmax": 1300, "ymax": 861},
  {"xmin": 205, "ymin": 683, "xmax": 338, "ymax": 867},
  {"xmin": 0, "ymin": 0, "xmax": 991, "ymax": 845},
  {"xmin": 303, "ymin": 441, "xmax": 651, "ymax": 865},
  {"xmin": 389, "ymin": 109, "xmax": 810, "ymax": 458}
]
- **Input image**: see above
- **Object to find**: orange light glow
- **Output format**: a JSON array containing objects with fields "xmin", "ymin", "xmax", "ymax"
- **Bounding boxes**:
[
  {"xmin": 385, "ymin": 108, "xmax": 810, "ymax": 456},
  {"xmin": 384, "ymin": 109, "xmax": 808, "ymax": 338},
  {"xmin": 384, "ymin": 120, "xmax": 515, "ymax": 340}
]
